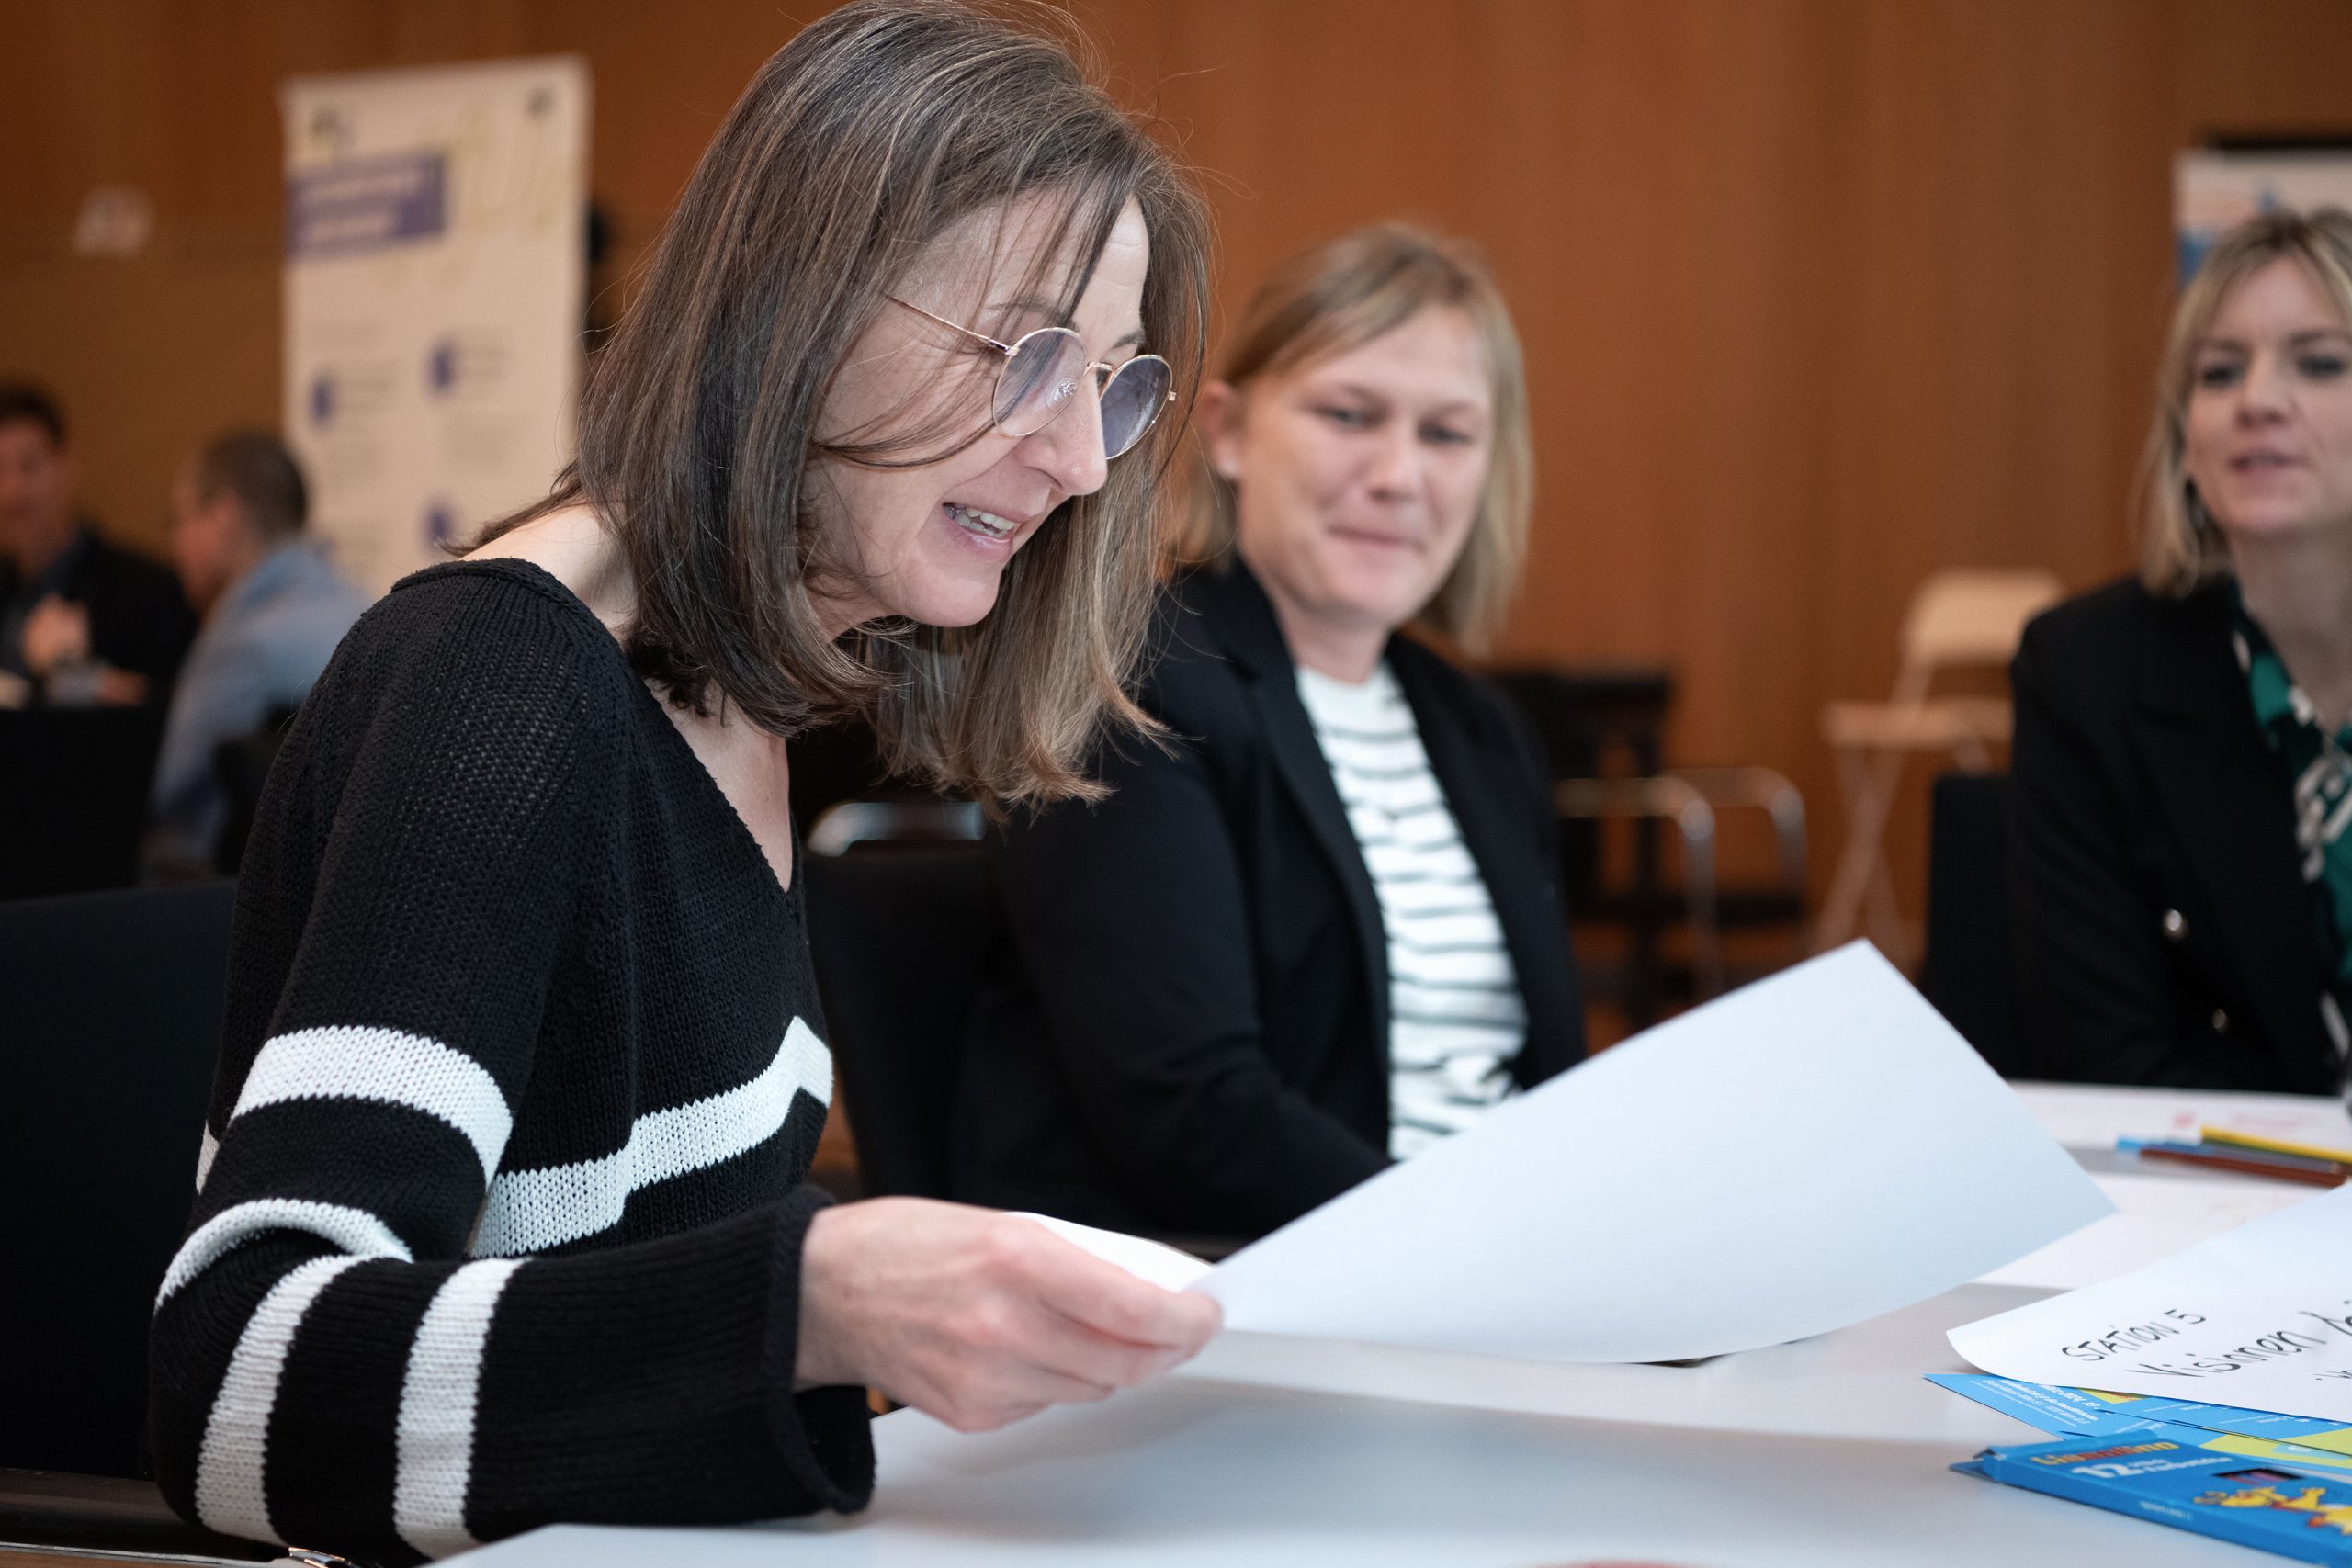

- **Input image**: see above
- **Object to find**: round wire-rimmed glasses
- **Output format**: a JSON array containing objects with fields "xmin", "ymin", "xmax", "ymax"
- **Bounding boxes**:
[{"xmin": 886, "ymin": 295, "xmax": 1174, "ymax": 459}]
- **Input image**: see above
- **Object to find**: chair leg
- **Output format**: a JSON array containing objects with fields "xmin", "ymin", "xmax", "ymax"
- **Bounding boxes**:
[
  {"xmin": 1860, "ymin": 835, "xmax": 1912, "ymax": 970},
  {"xmin": 1672, "ymin": 797, "xmax": 1725, "ymax": 997},
  {"xmin": 1816, "ymin": 745, "xmax": 1895, "ymax": 953}
]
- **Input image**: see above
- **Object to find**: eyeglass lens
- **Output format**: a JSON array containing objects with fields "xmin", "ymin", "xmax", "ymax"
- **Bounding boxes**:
[{"xmin": 993, "ymin": 328, "xmax": 1170, "ymax": 459}]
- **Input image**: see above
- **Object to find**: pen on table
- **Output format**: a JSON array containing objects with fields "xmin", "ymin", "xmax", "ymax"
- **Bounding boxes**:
[
  {"xmin": 2197, "ymin": 1123, "xmax": 2352, "ymax": 1167},
  {"xmin": 2120, "ymin": 1138, "xmax": 2349, "ymax": 1188}
]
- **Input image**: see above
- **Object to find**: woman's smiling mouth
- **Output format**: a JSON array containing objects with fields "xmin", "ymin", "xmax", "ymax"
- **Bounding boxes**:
[{"xmin": 948, "ymin": 502, "xmax": 1022, "ymax": 540}]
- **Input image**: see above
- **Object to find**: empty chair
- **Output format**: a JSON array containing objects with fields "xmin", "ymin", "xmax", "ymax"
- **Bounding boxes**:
[
  {"xmin": 1491, "ymin": 667, "xmax": 1807, "ymax": 1025},
  {"xmin": 1817, "ymin": 568, "xmax": 2063, "ymax": 965},
  {"xmin": 0, "ymin": 880, "xmax": 234, "ymax": 1477},
  {"xmin": 802, "ymin": 804, "xmax": 988, "ymax": 1200}
]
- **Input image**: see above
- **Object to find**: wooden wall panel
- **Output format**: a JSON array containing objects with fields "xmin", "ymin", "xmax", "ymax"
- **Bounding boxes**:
[{"xmin": 7, "ymin": 0, "xmax": 2352, "ymax": 933}]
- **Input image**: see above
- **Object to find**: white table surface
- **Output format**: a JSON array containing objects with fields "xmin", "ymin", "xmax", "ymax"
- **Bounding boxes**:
[{"xmin": 462, "ymin": 1082, "xmax": 2351, "ymax": 1567}]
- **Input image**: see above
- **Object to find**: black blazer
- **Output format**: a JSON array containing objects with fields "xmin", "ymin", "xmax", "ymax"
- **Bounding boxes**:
[
  {"xmin": 2008, "ymin": 576, "xmax": 2340, "ymax": 1092},
  {"xmin": 953, "ymin": 561, "xmax": 1585, "ymax": 1238}
]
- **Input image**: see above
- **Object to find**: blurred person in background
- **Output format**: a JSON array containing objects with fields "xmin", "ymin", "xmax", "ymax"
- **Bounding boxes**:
[
  {"xmin": 147, "ymin": 429, "xmax": 367, "ymax": 876},
  {"xmin": 0, "ymin": 380, "xmax": 195, "ymax": 705},
  {"xmin": 956, "ymin": 224, "xmax": 1585, "ymax": 1242},
  {"xmin": 2011, "ymin": 208, "xmax": 2352, "ymax": 1091}
]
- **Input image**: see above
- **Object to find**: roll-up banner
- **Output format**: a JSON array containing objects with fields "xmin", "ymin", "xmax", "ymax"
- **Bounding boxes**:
[
  {"xmin": 282, "ymin": 58, "xmax": 590, "ymax": 596},
  {"xmin": 2177, "ymin": 146, "xmax": 2352, "ymax": 284}
]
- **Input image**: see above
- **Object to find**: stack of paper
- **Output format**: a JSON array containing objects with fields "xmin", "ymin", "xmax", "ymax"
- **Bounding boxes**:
[{"xmin": 1951, "ymin": 1184, "xmax": 2352, "ymax": 1424}]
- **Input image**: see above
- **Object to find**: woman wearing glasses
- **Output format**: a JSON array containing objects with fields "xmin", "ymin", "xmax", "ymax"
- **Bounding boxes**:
[
  {"xmin": 956, "ymin": 225, "xmax": 1586, "ymax": 1241},
  {"xmin": 149, "ymin": 5, "xmax": 1216, "ymax": 1561}
]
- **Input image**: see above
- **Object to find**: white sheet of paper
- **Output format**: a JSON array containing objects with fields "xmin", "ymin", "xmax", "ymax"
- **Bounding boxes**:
[
  {"xmin": 1951, "ymin": 1183, "xmax": 2352, "ymax": 1421},
  {"xmin": 1974, "ymin": 1172, "xmax": 2313, "ymax": 1290},
  {"xmin": 2012, "ymin": 1082, "xmax": 2352, "ymax": 1154},
  {"xmin": 1072, "ymin": 942, "xmax": 2102, "ymax": 1364},
  {"xmin": 1017, "ymin": 1212, "xmax": 1214, "ymax": 1292}
]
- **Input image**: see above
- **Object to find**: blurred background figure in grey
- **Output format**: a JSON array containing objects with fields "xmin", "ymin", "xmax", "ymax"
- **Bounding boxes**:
[{"xmin": 147, "ymin": 429, "xmax": 366, "ymax": 876}]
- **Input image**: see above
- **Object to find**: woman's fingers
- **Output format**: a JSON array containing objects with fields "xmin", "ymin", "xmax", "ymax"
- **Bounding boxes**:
[
  {"xmin": 1014, "ymin": 1224, "xmax": 1225, "ymax": 1353},
  {"xmin": 797, "ymin": 1199, "xmax": 1221, "ymax": 1434}
]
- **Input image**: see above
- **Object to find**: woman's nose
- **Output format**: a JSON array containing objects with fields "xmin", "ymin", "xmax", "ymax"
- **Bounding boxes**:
[
  {"xmin": 1363, "ymin": 424, "xmax": 1421, "ymax": 496},
  {"xmin": 2239, "ymin": 352, "xmax": 2293, "ymax": 420},
  {"xmin": 1024, "ymin": 378, "xmax": 1111, "ymax": 497}
]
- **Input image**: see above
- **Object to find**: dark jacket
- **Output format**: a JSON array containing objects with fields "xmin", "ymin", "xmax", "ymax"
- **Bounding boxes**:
[
  {"xmin": 0, "ymin": 523, "xmax": 197, "ymax": 697},
  {"xmin": 2008, "ymin": 576, "xmax": 2341, "ymax": 1092},
  {"xmin": 954, "ymin": 561, "xmax": 1585, "ymax": 1238}
]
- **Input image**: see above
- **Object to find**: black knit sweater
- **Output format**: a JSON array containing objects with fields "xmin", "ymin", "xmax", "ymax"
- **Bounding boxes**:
[{"xmin": 147, "ymin": 559, "xmax": 874, "ymax": 1563}]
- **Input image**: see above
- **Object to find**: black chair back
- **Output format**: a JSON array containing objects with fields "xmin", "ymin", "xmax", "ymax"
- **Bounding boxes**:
[
  {"xmin": 211, "ymin": 728, "xmax": 288, "ymax": 877},
  {"xmin": 1924, "ymin": 771, "xmax": 2026, "ymax": 1075},
  {"xmin": 1487, "ymin": 668, "xmax": 1673, "ymax": 898},
  {"xmin": 210, "ymin": 705, "xmax": 300, "ymax": 877},
  {"xmin": 802, "ymin": 841, "xmax": 989, "ymax": 1199},
  {"xmin": 0, "ymin": 705, "xmax": 168, "ymax": 900},
  {"xmin": 0, "ymin": 880, "xmax": 235, "ymax": 1476}
]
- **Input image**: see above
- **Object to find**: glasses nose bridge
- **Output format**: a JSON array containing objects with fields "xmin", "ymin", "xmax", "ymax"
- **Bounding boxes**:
[{"xmin": 1020, "ymin": 333, "xmax": 1118, "ymax": 446}]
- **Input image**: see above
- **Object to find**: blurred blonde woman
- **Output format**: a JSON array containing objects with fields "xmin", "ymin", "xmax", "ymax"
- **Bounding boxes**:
[
  {"xmin": 2011, "ymin": 208, "xmax": 2352, "ymax": 1090},
  {"xmin": 957, "ymin": 224, "xmax": 1585, "ymax": 1240}
]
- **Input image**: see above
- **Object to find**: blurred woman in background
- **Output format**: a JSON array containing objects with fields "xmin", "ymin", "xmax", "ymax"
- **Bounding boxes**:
[
  {"xmin": 958, "ymin": 224, "xmax": 1584, "ymax": 1241},
  {"xmin": 2011, "ymin": 208, "xmax": 2352, "ymax": 1091}
]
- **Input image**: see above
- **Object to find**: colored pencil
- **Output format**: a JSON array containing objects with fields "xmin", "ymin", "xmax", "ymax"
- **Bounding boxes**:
[
  {"xmin": 2197, "ymin": 1123, "xmax": 2352, "ymax": 1168},
  {"xmin": 2137, "ymin": 1145, "xmax": 2347, "ymax": 1188}
]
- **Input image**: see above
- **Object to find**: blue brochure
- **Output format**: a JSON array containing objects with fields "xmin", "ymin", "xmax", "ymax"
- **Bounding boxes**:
[
  {"xmin": 1931, "ymin": 1371, "xmax": 2352, "ymax": 1456},
  {"xmin": 1958, "ymin": 1435, "xmax": 2352, "ymax": 1563}
]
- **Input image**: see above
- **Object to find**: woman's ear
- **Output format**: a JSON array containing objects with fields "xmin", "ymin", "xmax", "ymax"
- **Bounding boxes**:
[{"xmin": 1197, "ymin": 380, "xmax": 1247, "ymax": 483}]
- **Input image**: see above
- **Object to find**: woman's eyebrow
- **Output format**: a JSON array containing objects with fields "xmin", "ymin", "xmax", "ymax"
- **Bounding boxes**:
[
  {"xmin": 985, "ymin": 296, "xmax": 1147, "ymax": 353},
  {"xmin": 2196, "ymin": 326, "xmax": 2352, "ymax": 353}
]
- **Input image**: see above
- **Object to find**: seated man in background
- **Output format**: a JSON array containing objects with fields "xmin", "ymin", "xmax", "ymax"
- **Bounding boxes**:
[
  {"xmin": 0, "ymin": 381, "xmax": 196, "ymax": 705},
  {"xmin": 147, "ymin": 429, "xmax": 366, "ymax": 874}
]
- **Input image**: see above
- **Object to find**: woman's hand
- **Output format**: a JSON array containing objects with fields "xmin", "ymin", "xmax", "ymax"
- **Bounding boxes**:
[{"xmin": 796, "ymin": 1197, "xmax": 1222, "ymax": 1432}]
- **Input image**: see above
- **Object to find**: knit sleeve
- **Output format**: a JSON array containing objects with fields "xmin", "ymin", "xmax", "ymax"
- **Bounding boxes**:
[{"xmin": 147, "ymin": 590, "xmax": 872, "ymax": 1564}]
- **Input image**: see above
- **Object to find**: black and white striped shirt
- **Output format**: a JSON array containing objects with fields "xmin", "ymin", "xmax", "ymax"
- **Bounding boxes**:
[
  {"xmin": 1295, "ymin": 660, "xmax": 1526, "ymax": 1157},
  {"xmin": 148, "ymin": 561, "xmax": 872, "ymax": 1564}
]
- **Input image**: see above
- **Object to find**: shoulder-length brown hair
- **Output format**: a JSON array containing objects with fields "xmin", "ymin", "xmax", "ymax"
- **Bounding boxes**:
[
  {"xmin": 1168, "ymin": 222, "xmax": 1532, "ymax": 649},
  {"xmin": 488, "ymin": 0, "xmax": 1210, "ymax": 807},
  {"xmin": 2142, "ymin": 206, "xmax": 2352, "ymax": 598}
]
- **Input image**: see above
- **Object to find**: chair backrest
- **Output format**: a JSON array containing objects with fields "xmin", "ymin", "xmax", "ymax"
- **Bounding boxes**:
[
  {"xmin": 1893, "ymin": 569, "xmax": 2064, "ymax": 702},
  {"xmin": 0, "ymin": 705, "xmax": 168, "ymax": 900},
  {"xmin": 801, "ymin": 840, "xmax": 989, "ymax": 1200},
  {"xmin": 211, "ymin": 727, "xmax": 288, "ymax": 876},
  {"xmin": 1487, "ymin": 667, "xmax": 1676, "ymax": 902},
  {"xmin": 1922, "ymin": 772, "xmax": 2025, "ymax": 1075},
  {"xmin": 0, "ymin": 880, "xmax": 236, "ymax": 1476}
]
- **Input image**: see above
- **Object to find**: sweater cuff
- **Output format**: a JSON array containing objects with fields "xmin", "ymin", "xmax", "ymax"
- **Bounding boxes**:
[{"xmin": 763, "ymin": 1184, "xmax": 876, "ymax": 1514}]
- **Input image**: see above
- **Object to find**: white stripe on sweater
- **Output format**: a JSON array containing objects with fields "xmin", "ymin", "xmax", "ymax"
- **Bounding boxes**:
[
  {"xmin": 195, "ymin": 1126, "xmax": 219, "ymax": 1191},
  {"xmin": 233, "ymin": 1025, "xmax": 514, "ymax": 1185},
  {"xmin": 470, "ymin": 1017, "xmax": 831, "ymax": 1257},
  {"xmin": 159, "ymin": 1199, "xmax": 413, "ymax": 1304},
  {"xmin": 395, "ymin": 1258, "xmax": 524, "ymax": 1559},
  {"xmin": 193, "ymin": 1254, "xmax": 364, "ymax": 1544}
]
